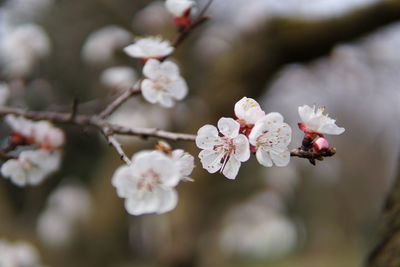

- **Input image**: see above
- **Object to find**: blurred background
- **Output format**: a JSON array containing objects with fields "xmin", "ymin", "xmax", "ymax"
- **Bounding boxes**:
[{"xmin": 1, "ymin": 0, "xmax": 400, "ymax": 266}]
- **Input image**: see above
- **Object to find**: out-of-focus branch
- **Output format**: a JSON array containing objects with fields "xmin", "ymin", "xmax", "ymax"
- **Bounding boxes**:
[
  {"xmin": 204, "ymin": 0, "xmax": 400, "ymax": 117},
  {"xmin": 366, "ymin": 159, "xmax": 400, "ymax": 267}
]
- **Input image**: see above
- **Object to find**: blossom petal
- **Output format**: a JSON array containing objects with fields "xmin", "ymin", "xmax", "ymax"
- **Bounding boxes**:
[
  {"xmin": 159, "ymin": 60, "xmax": 180, "ymax": 79},
  {"xmin": 1, "ymin": 160, "xmax": 26, "ymax": 186},
  {"xmin": 217, "ymin": 117, "xmax": 240, "ymax": 138},
  {"xmin": 233, "ymin": 134, "xmax": 250, "ymax": 162},
  {"xmin": 256, "ymin": 148, "xmax": 273, "ymax": 167},
  {"xmin": 155, "ymin": 188, "xmax": 178, "ymax": 214},
  {"xmin": 159, "ymin": 94, "xmax": 175, "ymax": 108},
  {"xmin": 196, "ymin": 125, "xmax": 219, "ymax": 150},
  {"xmin": 198, "ymin": 149, "xmax": 224, "ymax": 173},
  {"xmin": 141, "ymin": 79, "xmax": 159, "ymax": 104},
  {"xmin": 143, "ymin": 59, "xmax": 161, "ymax": 79},
  {"xmin": 234, "ymin": 97, "xmax": 265, "ymax": 124},
  {"xmin": 298, "ymin": 105, "xmax": 315, "ymax": 123},
  {"xmin": 222, "ymin": 156, "xmax": 241, "ymax": 180},
  {"xmin": 318, "ymin": 122, "xmax": 345, "ymax": 135},
  {"xmin": 124, "ymin": 193, "xmax": 160, "ymax": 216},
  {"xmin": 168, "ymin": 78, "xmax": 188, "ymax": 100},
  {"xmin": 111, "ymin": 165, "xmax": 137, "ymax": 198},
  {"xmin": 270, "ymin": 149, "xmax": 290, "ymax": 167}
]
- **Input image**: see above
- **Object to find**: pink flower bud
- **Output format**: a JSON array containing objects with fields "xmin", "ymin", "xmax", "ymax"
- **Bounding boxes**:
[{"xmin": 313, "ymin": 137, "xmax": 329, "ymax": 152}]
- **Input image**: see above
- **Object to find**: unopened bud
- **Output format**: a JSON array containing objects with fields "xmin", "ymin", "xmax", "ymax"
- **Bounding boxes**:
[{"xmin": 313, "ymin": 137, "xmax": 329, "ymax": 152}]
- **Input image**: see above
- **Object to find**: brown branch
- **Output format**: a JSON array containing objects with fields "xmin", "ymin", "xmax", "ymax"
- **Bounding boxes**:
[
  {"xmin": 103, "ymin": 128, "xmax": 132, "ymax": 165},
  {"xmin": 290, "ymin": 147, "xmax": 336, "ymax": 165},
  {"xmin": 97, "ymin": 79, "xmax": 142, "ymax": 119}
]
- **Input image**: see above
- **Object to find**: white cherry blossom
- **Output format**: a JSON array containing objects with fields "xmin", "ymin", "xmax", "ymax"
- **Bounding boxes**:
[
  {"xmin": 234, "ymin": 97, "xmax": 265, "ymax": 125},
  {"xmin": 248, "ymin": 112, "xmax": 291, "ymax": 167},
  {"xmin": 141, "ymin": 59, "xmax": 188, "ymax": 107},
  {"xmin": 1, "ymin": 149, "xmax": 61, "ymax": 186},
  {"xmin": 165, "ymin": 0, "xmax": 195, "ymax": 17},
  {"xmin": 196, "ymin": 117, "xmax": 250, "ymax": 179},
  {"xmin": 298, "ymin": 105, "xmax": 345, "ymax": 135},
  {"xmin": 112, "ymin": 150, "xmax": 181, "ymax": 215},
  {"xmin": 5, "ymin": 115, "xmax": 65, "ymax": 149},
  {"xmin": 124, "ymin": 37, "xmax": 174, "ymax": 59},
  {"xmin": 0, "ymin": 240, "xmax": 44, "ymax": 267}
]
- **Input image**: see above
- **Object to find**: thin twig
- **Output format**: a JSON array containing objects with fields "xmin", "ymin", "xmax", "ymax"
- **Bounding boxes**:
[
  {"xmin": 98, "ymin": 80, "xmax": 142, "ymax": 119},
  {"xmin": 103, "ymin": 128, "xmax": 132, "ymax": 165}
]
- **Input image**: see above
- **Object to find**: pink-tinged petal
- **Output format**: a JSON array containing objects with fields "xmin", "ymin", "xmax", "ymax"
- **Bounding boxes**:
[
  {"xmin": 155, "ymin": 188, "xmax": 178, "ymax": 214},
  {"xmin": 143, "ymin": 59, "xmax": 161, "ymax": 79},
  {"xmin": 270, "ymin": 149, "xmax": 290, "ymax": 167},
  {"xmin": 318, "ymin": 123, "xmax": 345, "ymax": 135},
  {"xmin": 298, "ymin": 105, "xmax": 315, "ymax": 123},
  {"xmin": 198, "ymin": 149, "xmax": 224, "ymax": 173},
  {"xmin": 217, "ymin": 117, "xmax": 240, "ymax": 138},
  {"xmin": 141, "ymin": 79, "xmax": 159, "ymax": 104},
  {"xmin": 196, "ymin": 125, "xmax": 219, "ymax": 150},
  {"xmin": 234, "ymin": 97, "xmax": 265, "ymax": 124},
  {"xmin": 256, "ymin": 148, "xmax": 273, "ymax": 167},
  {"xmin": 233, "ymin": 134, "xmax": 250, "ymax": 162},
  {"xmin": 222, "ymin": 156, "xmax": 241, "ymax": 179}
]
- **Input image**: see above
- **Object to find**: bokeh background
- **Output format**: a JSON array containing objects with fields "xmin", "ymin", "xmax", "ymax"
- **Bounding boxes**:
[{"xmin": 1, "ymin": 0, "xmax": 400, "ymax": 266}]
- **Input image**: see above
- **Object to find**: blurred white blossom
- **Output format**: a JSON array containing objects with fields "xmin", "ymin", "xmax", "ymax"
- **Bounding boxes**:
[
  {"xmin": 0, "ymin": 24, "xmax": 51, "ymax": 78},
  {"xmin": 37, "ymin": 183, "xmax": 92, "ymax": 247},
  {"xmin": 0, "ymin": 83, "xmax": 10, "ymax": 106},
  {"xmin": 112, "ymin": 150, "xmax": 181, "ymax": 215},
  {"xmin": 124, "ymin": 36, "xmax": 174, "ymax": 59},
  {"xmin": 141, "ymin": 59, "xmax": 188, "ymax": 107},
  {"xmin": 165, "ymin": 0, "xmax": 195, "ymax": 17},
  {"xmin": 171, "ymin": 149, "xmax": 195, "ymax": 180},
  {"xmin": 219, "ymin": 193, "xmax": 297, "ymax": 259},
  {"xmin": 249, "ymin": 112, "xmax": 292, "ymax": 167},
  {"xmin": 196, "ymin": 117, "xmax": 250, "ymax": 179},
  {"xmin": 1, "ymin": 149, "xmax": 61, "ymax": 186},
  {"xmin": 100, "ymin": 66, "xmax": 138, "ymax": 92},
  {"xmin": 81, "ymin": 25, "xmax": 131, "ymax": 65},
  {"xmin": 0, "ymin": 240, "xmax": 44, "ymax": 267},
  {"xmin": 6, "ymin": 115, "xmax": 65, "ymax": 149}
]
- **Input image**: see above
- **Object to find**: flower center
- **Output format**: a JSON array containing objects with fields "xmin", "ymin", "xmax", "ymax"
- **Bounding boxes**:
[
  {"xmin": 153, "ymin": 76, "xmax": 171, "ymax": 91},
  {"xmin": 137, "ymin": 168, "xmax": 161, "ymax": 192}
]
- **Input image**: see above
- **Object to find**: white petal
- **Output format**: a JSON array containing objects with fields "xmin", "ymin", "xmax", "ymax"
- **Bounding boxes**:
[
  {"xmin": 217, "ymin": 117, "xmax": 240, "ymax": 138},
  {"xmin": 298, "ymin": 105, "xmax": 315, "ymax": 123},
  {"xmin": 124, "ymin": 192, "xmax": 160, "ymax": 216},
  {"xmin": 233, "ymin": 134, "xmax": 250, "ymax": 162},
  {"xmin": 165, "ymin": 0, "xmax": 195, "ymax": 16},
  {"xmin": 222, "ymin": 156, "xmax": 241, "ymax": 180},
  {"xmin": 196, "ymin": 125, "xmax": 219, "ymax": 150},
  {"xmin": 1, "ymin": 160, "xmax": 27, "ymax": 186},
  {"xmin": 149, "ymin": 151, "xmax": 180, "ymax": 187},
  {"xmin": 198, "ymin": 149, "xmax": 224, "ymax": 173},
  {"xmin": 234, "ymin": 97, "xmax": 265, "ymax": 124},
  {"xmin": 318, "ymin": 123, "xmax": 345, "ymax": 135},
  {"xmin": 256, "ymin": 148, "xmax": 273, "ymax": 167},
  {"xmin": 141, "ymin": 79, "xmax": 159, "ymax": 104},
  {"xmin": 159, "ymin": 94, "xmax": 175, "ymax": 108},
  {"xmin": 155, "ymin": 188, "xmax": 178, "ymax": 214},
  {"xmin": 270, "ymin": 149, "xmax": 291, "ymax": 167},
  {"xmin": 111, "ymin": 165, "xmax": 136, "ymax": 198},
  {"xmin": 159, "ymin": 60, "xmax": 180, "ymax": 78},
  {"xmin": 143, "ymin": 59, "xmax": 161, "ymax": 79},
  {"xmin": 168, "ymin": 78, "xmax": 188, "ymax": 100},
  {"xmin": 263, "ymin": 112, "xmax": 284, "ymax": 124}
]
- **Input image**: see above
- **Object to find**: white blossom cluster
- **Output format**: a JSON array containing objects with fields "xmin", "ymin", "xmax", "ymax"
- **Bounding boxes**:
[
  {"xmin": 121, "ymin": 0, "xmax": 196, "ymax": 108},
  {"xmin": 0, "ymin": 239, "xmax": 45, "ymax": 267},
  {"xmin": 0, "ymin": 115, "xmax": 65, "ymax": 186},
  {"xmin": 196, "ymin": 98, "xmax": 345, "ymax": 179},
  {"xmin": 112, "ymin": 147, "xmax": 194, "ymax": 216}
]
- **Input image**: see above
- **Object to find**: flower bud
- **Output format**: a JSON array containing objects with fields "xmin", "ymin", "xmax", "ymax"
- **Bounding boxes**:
[{"xmin": 313, "ymin": 137, "xmax": 329, "ymax": 152}]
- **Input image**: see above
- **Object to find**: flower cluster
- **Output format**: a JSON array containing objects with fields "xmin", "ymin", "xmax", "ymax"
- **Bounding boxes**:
[
  {"xmin": 122, "ymin": 1, "xmax": 197, "ymax": 108},
  {"xmin": 196, "ymin": 97, "xmax": 292, "ymax": 179},
  {"xmin": 0, "ymin": 239, "xmax": 45, "ymax": 267},
  {"xmin": 297, "ymin": 104, "xmax": 345, "ymax": 152},
  {"xmin": 0, "ymin": 115, "xmax": 65, "ymax": 186},
  {"xmin": 111, "ymin": 143, "xmax": 194, "ymax": 215}
]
